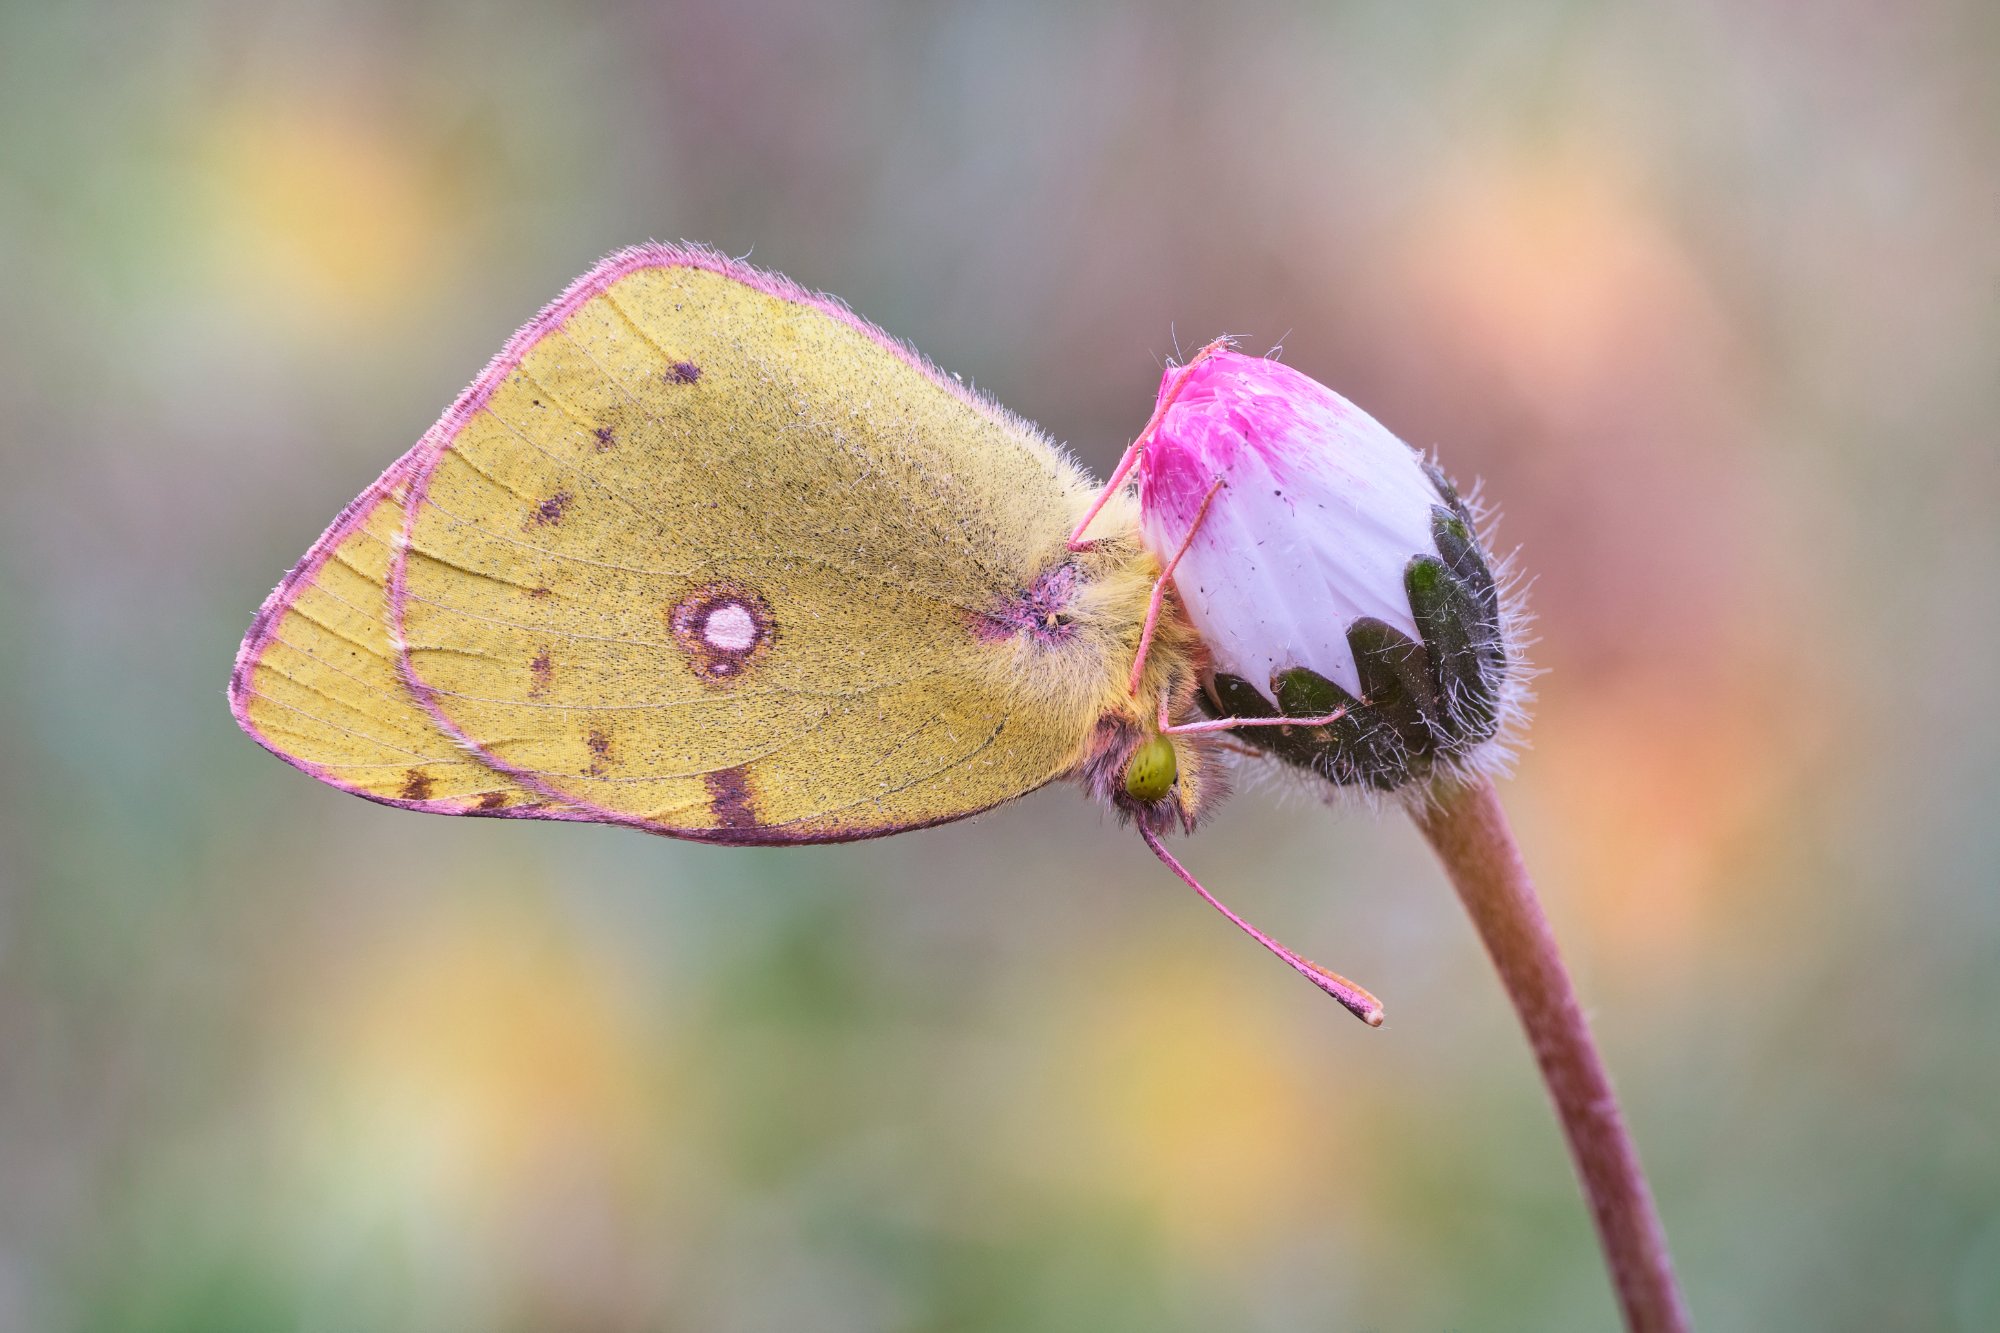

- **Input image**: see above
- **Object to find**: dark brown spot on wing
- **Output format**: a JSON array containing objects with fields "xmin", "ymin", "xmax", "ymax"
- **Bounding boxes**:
[
  {"xmin": 476, "ymin": 790, "xmax": 509, "ymax": 811},
  {"xmin": 668, "ymin": 361, "xmax": 701, "ymax": 384},
  {"xmin": 585, "ymin": 727, "xmax": 613, "ymax": 777},
  {"xmin": 400, "ymin": 769, "xmax": 435, "ymax": 801},
  {"xmin": 528, "ymin": 648, "xmax": 554, "ymax": 698},
  {"xmin": 592, "ymin": 425, "xmax": 615, "ymax": 450},
  {"xmin": 704, "ymin": 765, "xmax": 757, "ymax": 830},
  {"xmin": 530, "ymin": 491, "xmax": 572, "ymax": 526}
]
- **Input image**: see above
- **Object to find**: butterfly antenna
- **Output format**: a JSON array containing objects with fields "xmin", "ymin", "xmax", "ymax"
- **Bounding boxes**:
[
  {"xmin": 1139, "ymin": 825, "xmax": 1384, "ymax": 1027},
  {"xmin": 1068, "ymin": 337, "xmax": 1235, "ymax": 551},
  {"xmin": 1128, "ymin": 476, "xmax": 1223, "ymax": 696}
]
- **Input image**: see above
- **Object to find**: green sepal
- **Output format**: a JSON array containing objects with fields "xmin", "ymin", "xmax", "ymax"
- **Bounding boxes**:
[
  {"xmin": 1205, "ymin": 594, "xmax": 1505, "ymax": 789},
  {"xmin": 1407, "ymin": 555, "xmax": 1500, "ymax": 746},
  {"xmin": 1199, "ymin": 499, "xmax": 1511, "ymax": 791},
  {"xmin": 1422, "ymin": 457, "xmax": 1476, "ymax": 525},
  {"xmin": 1346, "ymin": 617, "xmax": 1435, "ymax": 754},
  {"xmin": 1209, "ymin": 649, "xmax": 1421, "ymax": 791},
  {"xmin": 1208, "ymin": 670, "xmax": 1378, "ymax": 783},
  {"xmin": 1430, "ymin": 504, "xmax": 1500, "ymax": 640}
]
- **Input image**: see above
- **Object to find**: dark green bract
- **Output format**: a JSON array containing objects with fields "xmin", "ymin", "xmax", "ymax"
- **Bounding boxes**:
[{"xmin": 1208, "ymin": 500, "xmax": 1508, "ymax": 791}]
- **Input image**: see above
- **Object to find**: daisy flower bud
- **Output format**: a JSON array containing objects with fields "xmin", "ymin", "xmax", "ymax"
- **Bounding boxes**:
[
  {"xmin": 1100, "ymin": 349, "xmax": 1683, "ymax": 1329},
  {"xmin": 1135, "ymin": 348, "xmax": 1523, "ymax": 792}
]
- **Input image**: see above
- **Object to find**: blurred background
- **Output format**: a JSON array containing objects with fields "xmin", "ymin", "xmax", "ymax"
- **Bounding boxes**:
[{"xmin": 1, "ymin": 1, "xmax": 1994, "ymax": 1329}]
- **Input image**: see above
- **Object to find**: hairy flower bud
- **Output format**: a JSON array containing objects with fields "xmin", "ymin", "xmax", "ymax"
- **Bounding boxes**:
[{"xmin": 1136, "ymin": 350, "xmax": 1522, "ymax": 791}]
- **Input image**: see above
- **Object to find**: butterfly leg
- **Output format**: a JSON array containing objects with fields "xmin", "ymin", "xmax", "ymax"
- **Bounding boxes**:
[
  {"xmin": 1157, "ymin": 688, "xmax": 1357, "ymax": 736},
  {"xmin": 1127, "ymin": 476, "xmax": 1225, "ymax": 696},
  {"xmin": 1139, "ymin": 825, "xmax": 1383, "ymax": 1026},
  {"xmin": 1067, "ymin": 337, "xmax": 1234, "ymax": 551}
]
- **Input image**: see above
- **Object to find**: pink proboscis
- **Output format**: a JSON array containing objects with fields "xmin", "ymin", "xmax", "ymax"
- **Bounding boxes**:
[{"xmin": 1139, "ymin": 825, "xmax": 1384, "ymax": 1027}]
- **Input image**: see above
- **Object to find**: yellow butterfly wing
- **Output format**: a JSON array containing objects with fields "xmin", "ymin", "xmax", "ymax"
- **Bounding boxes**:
[
  {"xmin": 384, "ymin": 245, "xmax": 1137, "ymax": 843},
  {"xmin": 230, "ymin": 461, "xmax": 559, "ymax": 817}
]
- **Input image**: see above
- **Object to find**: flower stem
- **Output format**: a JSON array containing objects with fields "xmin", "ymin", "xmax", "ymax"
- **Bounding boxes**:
[{"xmin": 1410, "ymin": 778, "xmax": 1691, "ymax": 1333}]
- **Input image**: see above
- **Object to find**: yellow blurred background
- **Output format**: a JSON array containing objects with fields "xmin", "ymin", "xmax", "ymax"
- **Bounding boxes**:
[{"xmin": 1, "ymin": 2, "xmax": 1994, "ymax": 1329}]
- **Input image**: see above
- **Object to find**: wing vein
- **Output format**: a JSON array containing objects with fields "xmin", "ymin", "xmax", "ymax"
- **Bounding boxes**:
[{"xmin": 244, "ymin": 687, "xmax": 460, "ymax": 763}]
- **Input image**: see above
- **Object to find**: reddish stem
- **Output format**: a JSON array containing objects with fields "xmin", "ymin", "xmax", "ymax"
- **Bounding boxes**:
[{"xmin": 1411, "ymin": 778, "xmax": 1691, "ymax": 1333}]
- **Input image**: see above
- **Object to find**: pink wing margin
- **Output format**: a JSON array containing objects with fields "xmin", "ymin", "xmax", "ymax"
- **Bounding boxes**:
[
  {"xmin": 225, "ymin": 452, "xmax": 546, "ymax": 818},
  {"xmin": 229, "ymin": 241, "xmax": 1047, "ymax": 835}
]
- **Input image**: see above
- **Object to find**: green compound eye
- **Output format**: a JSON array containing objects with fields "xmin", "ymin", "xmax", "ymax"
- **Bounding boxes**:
[{"xmin": 1123, "ymin": 734, "xmax": 1179, "ymax": 803}]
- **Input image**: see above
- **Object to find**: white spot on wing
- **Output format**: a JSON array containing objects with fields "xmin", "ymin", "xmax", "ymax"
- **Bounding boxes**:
[{"xmin": 703, "ymin": 602, "xmax": 758, "ymax": 651}]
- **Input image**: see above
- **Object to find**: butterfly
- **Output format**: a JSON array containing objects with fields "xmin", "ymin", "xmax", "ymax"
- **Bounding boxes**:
[{"xmin": 229, "ymin": 244, "xmax": 1381, "ymax": 1023}]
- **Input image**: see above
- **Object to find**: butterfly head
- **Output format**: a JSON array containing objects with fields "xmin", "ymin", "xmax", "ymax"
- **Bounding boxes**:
[
  {"xmin": 1073, "ymin": 670, "xmax": 1229, "ymax": 835},
  {"xmin": 1034, "ymin": 522, "xmax": 1223, "ymax": 834}
]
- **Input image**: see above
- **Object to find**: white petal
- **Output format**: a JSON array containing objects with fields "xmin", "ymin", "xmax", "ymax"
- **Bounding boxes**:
[{"xmin": 1140, "ymin": 370, "xmax": 1443, "ymax": 705}]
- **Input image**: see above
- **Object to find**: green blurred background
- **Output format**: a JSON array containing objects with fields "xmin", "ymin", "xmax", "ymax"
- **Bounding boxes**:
[{"xmin": 2, "ymin": 2, "xmax": 1994, "ymax": 1329}]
